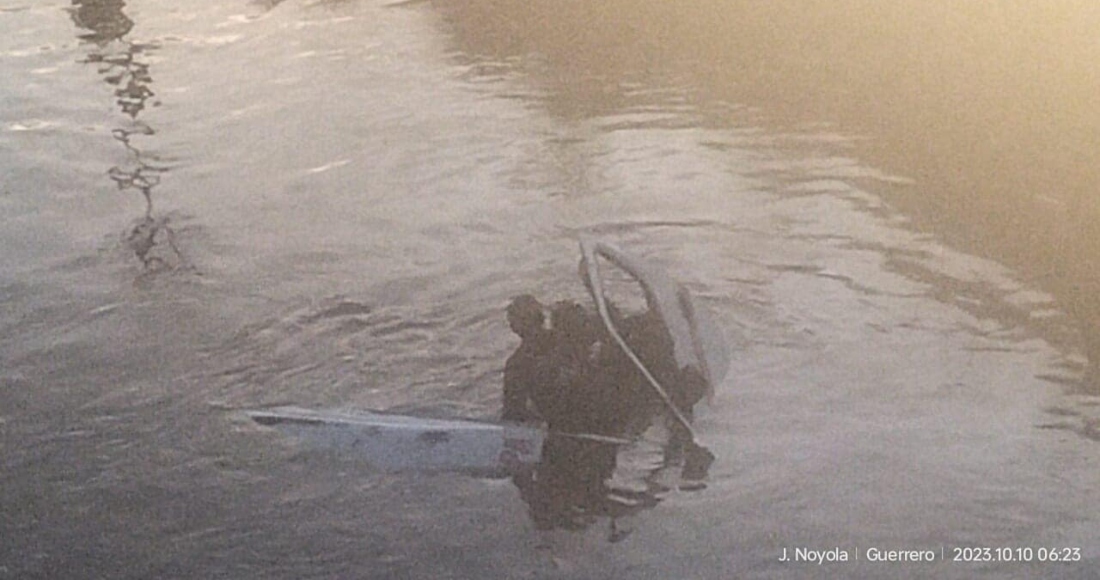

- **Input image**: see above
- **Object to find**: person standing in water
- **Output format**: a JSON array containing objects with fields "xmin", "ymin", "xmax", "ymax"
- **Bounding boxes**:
[
  {"xmin": 502, "ymin": 291, "xmax": 710, "ymax": 532},
  {"xmin": 502, "ymin": 293, "xmax": 705, "ymax": 438},
  {"xmin": 501, "ymin": 294, "xmax": 553, "ymax": 423},
  {"xmin": 503, "ymin": 295, "xmax": 657, "ymax": 435},
  {"xmin": 502, "ymin": 241, "xmax": 727, "ymax": 532}
]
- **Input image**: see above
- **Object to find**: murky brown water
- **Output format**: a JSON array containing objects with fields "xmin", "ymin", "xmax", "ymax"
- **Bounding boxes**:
[{"xmin": 2, "ymin": 1, "xmax": 1098, "ymax": 578}]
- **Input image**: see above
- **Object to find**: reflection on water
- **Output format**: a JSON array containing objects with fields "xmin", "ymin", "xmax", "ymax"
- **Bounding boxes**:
[
  {"xmin": 502, "ymin": 242, "xmax": 727, "ymax": 536},
  {"xmin": 70, "ymin": 0, "xmax": 131, "ymax": 43},
  {"xmin": 513, "ymin": 435, "xmax": 662, "ymax": 540},
  {"xmin": 70, "ymin": 0, "xmax": 188, "ymax": 273},
  {"xmin": 430, "ymin": 0, "xmax": 1100, "ymax": 390},
  {"xmin": 2, "ymin": 0, "xmax": 1099, "ymax": 578}
]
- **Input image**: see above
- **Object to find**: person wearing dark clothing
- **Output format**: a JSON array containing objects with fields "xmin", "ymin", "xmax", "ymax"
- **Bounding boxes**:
[
  {"xmin": 503, "ymin": 294, "xmax": 704, "ymax": 436},
  {"xmin": 504, "ymin": 295, "xmax": 641, "ymax": 532},
  {"xmin": 503, "ymin": 241, "xmax": 727, "ymax": 534},
  {"xmin": 502, "ymin": 295, "xmax": 554, "ymax": 423}
]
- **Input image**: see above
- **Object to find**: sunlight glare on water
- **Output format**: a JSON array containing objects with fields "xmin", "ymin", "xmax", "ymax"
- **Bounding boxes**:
[{"xmin": 1, "ymin": 1, "xmax": 1098, "ymax": 579}]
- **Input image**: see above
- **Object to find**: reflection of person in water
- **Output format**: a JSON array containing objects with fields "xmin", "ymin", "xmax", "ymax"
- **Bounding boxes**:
[{"xmin": 503, "ymin": 292, "xmax": 707, "ymax": 532}]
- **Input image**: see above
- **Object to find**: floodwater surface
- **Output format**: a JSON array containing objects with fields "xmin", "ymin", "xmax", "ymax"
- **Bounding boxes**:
[{"xmin": 2, "ymin": 1, "xmax": 1098, "ymax": 579}]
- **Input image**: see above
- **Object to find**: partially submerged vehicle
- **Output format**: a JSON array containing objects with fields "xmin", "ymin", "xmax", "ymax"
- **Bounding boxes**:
[{"xmin": 246, "ymin": 239, "xmax": 729, "ymax": 478}]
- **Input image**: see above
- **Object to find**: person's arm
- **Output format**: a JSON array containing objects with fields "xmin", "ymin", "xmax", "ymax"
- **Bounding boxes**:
[
  {"xmin": 502, "ymin": 353, "xmax": 533, "ymax": 422},
  {"xmin": 505, "ymin": 345, "xmax": 559, "ymax": 423}
]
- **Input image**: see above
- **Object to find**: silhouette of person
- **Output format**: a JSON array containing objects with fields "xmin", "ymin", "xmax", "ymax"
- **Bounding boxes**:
[
  {"xmin": 504, "ymin": 294, "xmax": 705, "ymax": 434},
  {"xmin": 502, "ymin": 292, "xmax": 707, "ymax": 534},
  {"xmin": 502, "ymin": 295, "xmax": 554, "ymax": 423},
  {"xmin": 504, "ymin": 296, "xmax": 658, "ymax": 435}
]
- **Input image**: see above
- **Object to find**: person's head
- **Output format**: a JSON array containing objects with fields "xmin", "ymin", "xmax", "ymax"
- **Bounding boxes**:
[
  {"xmin": 551, "ymin": 300, "xmax": 595, "ymax": 344},
  {"xmin": 507, "ymin": 294, "xmax": 545, "ymax": 339}
]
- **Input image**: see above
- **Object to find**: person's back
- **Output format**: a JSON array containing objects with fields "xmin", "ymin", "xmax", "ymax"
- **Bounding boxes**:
[{"xmin": 522, "ymin": 301, "xmax": 604, "ymax": 433}]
